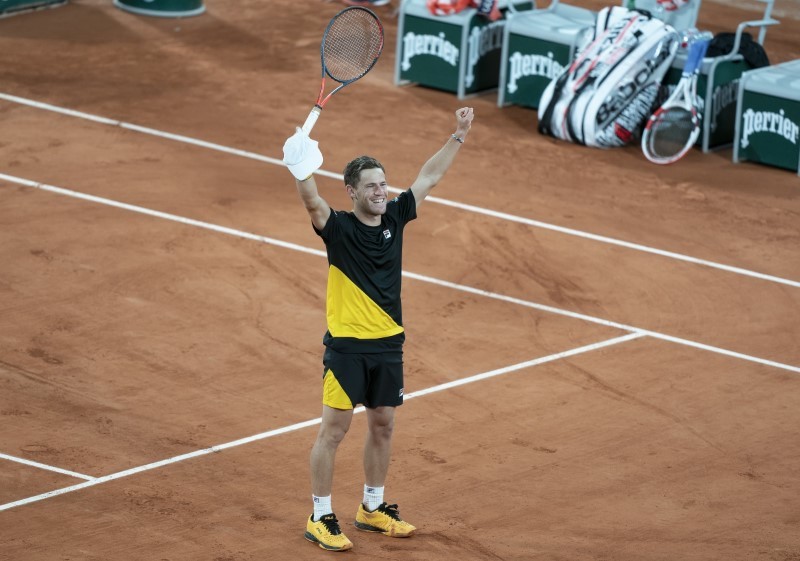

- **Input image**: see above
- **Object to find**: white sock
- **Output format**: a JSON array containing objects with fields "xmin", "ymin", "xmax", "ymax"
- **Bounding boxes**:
[
  {"xmin": 363, "ymin": 485, "xmax": 384, "ymax": 511},
  {"xmin": 312, "ymin": 495, "xmax": 333, "ymax": 521}
]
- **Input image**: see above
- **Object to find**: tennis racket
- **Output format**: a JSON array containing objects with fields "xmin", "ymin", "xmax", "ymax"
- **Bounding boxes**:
[
  {"xmin": 641, "ymin": 35, "xmax": 711, "ymax": 165},
  {"xmin": 301, "ymin": 7, "xmax": 384, "ymax": 134}
]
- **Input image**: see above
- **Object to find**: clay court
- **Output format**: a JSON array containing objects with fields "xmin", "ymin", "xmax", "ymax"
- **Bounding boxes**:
[{"xmin": 1, "ymin": 0, "xmax": 799, "ymax": 559}]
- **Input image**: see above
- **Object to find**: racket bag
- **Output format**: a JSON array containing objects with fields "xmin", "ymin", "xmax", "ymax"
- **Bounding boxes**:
[{"xmin": 538, "ymin": 6, "xmax": 680, "ymax": 148}]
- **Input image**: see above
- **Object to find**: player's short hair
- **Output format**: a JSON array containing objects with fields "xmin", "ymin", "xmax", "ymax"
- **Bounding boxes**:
[{"xmin": 343, "ymin": 156, "xmax": 385, "ymax": 188}]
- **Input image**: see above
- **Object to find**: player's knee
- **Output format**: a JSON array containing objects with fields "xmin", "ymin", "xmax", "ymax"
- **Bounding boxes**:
[
  {"xmin": 368, "ymin": 418, "xmax": 394, "ymax": 441},
  {"xmin": 319, "ymin": 423, "xmax": 349, "ymax": 447}
]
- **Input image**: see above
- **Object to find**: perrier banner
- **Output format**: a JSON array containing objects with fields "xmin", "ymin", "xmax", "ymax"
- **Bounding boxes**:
[
  {"xmin": 502, "ymin": 34, "xmax": 571, "ymax": 108},
  {"xmin": 399, "ymin": 15, "xmax": 463, "ymax": 93},
  {"xmin": 398, "ymin": 1, "xmax": 533, "ymax": 98},
  {"xmin": 738, "ymin": 91, "xmax": 800, "ymax": 172}
]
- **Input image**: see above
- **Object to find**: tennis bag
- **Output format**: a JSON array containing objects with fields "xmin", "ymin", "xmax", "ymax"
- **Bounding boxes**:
[
  {"xmin": 538, "ymin": 6, "xmax": 681, "ymax": 148},
  {"xmin": 427, "ymin": 0, "xmax": 499, "ymax": 19}
]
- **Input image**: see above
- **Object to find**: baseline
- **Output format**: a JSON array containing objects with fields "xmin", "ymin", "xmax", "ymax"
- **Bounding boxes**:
[{"xmin": 0, "ymin": 332, "xmax": 644, "ymax": 512}]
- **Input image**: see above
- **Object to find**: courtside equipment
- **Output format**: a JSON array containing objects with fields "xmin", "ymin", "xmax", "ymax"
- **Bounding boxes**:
[
  {"xmin": 641, "ymin": 34, "xmax": 711, "ymax": 164},
  {"xmin": 301, "ymin": 7, "xmax": 384, "ymax": 134},
  {"xmin": 538, "ymin": 6, "xmax": 679, "ymax": 148}
]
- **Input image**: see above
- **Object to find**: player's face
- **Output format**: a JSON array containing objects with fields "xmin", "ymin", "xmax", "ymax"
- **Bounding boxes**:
[{"xmin": 353, "ymin": 167, "xmax": 388, "ymax": 216}]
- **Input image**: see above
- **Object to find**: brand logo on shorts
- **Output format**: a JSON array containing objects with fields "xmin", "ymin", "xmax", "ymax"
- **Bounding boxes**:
[
  {"xmin": 383, "ymin": 229, "xmax": 392, "ymax": 239},
  {"xmin": 399, "ymin": 388, "xmax": 404, "ymax": 397}
]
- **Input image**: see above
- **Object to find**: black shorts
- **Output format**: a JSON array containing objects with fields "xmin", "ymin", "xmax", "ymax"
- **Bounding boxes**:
[{"xmin": 321, "ymin": 347, "xmax": 404, "ymax": 409}]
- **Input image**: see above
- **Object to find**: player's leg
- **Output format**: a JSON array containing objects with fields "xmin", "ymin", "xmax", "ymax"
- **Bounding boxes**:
[
  {"xmin": 305, "ymin": 350, "xmax": 367, "ymax": 551},
  {"xmin": 363, "ymin": 405, "xmax": 395, "ymax": 492},
  {"xmin": 311, "ymin": 405, "xmax": 355, "ymax": 497},
  {"xmin": 355, "ymin": 352, "xmax": 415, "ymax": 537},
  {"xmin": 312, "ymin": 349, "xmax": 367, "ymax": 498},
  {"xmin": 306, "ymin": 405, "xmax": 355, "ymax": 551}
]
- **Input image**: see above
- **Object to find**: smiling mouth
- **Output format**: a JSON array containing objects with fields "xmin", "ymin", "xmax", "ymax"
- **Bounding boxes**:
[{"xmin": 371, "ymin": 198, "xmax": 386, "ymax": 204}]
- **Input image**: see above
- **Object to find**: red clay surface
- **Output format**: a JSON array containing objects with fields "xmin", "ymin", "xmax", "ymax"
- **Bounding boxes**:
[{"xmin": 1, "ymin": 1, "xmax": 799, "ymax": 560}]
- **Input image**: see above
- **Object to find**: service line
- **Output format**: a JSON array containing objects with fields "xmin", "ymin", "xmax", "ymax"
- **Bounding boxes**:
[
  {"xmin": 0, "ymin": 332, "xmax": 644, "ymax": 512},
  {"xmin": 0, "ymin": 92, "xmax": 797, "ymax": 289},
  {"xmin": 1, "ymin": 171, "xmax": 797, "ymax": 377}
]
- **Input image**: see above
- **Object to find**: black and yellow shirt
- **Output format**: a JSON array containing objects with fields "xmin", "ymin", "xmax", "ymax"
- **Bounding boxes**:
[{"xmin": 314, "ymin": 189, "xmax": 417, "ymax": 353}]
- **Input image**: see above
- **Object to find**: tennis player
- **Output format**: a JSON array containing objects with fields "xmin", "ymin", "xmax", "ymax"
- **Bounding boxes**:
[{"xmin": 283, "ymin": 107, "xmax": 474, "ymax": 551}]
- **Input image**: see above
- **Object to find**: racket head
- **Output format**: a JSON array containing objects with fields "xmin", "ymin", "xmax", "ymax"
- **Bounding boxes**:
[
  {"xmin": 642, "ymin": 105, "xmax": 701, "ymax": 164},
  {"xmin": 321, "ymin": 7, "xmax": 384, "ymax": 84},
  {"xmin": 641, "ymin": 36, "xmax": 710, "ymax": 164}
]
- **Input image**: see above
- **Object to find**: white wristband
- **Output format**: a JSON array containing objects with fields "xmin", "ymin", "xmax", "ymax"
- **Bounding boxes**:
[{"xmin": 451, "ymin": 133, "xmax": 464, "ymax": 144}]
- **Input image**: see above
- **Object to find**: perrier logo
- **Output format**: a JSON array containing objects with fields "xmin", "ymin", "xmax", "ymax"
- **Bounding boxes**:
[
  {"xmin": 401, "ymin": 31, "xmax": 459, "ymax": 71},
  {"xmin": 465, "ymin": 20, "xmax": 504, "ymax": 88},
  {"xmin": 740, "ymin": 108, "xmax": 800, "ymax": 148},
  {"xmin": 506, "ymin": 51, "xmax": 565, "ymax": 94}
]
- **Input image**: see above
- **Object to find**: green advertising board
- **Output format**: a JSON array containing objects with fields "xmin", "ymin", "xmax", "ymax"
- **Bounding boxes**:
[
  {"xmin": 497, "ymin": 6, "xmax": 594, "ymax": 109},
  {"xmin": 114, "ymin": 0, "xmax": 204, "ymax": 18},
  {"xmin": 737, "ymin": 91, "xmax": 800, "ymax": 172},
  {"xmin": 0, "ymin": 0, "xmax": 65, "ymax": 15},
  {"xmin": 398, "ymin": 15, "xmax": 463, "ymax": 93},
  {"xmin": 704, "ymin": 60, "xmax": 749, "ymax": 149},
  {"xmin": 465, "ymin": 14, "xmax": 509, "ymax": 94},
  {"xmin": 502, "ymin": 35, "xmax": 571, "ymax": 108},
  {"xmin": 734, "ymin": 60, "xmax": 800, "ymax": 174},
  {"xmin": 396, "ymin": 0, "xmax": 533, "ymax": 99}
]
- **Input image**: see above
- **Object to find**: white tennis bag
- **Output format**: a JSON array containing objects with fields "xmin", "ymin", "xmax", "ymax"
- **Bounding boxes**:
[{"xmin": 538, "ymin": 7, "xmax": 681, "ymax": 148}]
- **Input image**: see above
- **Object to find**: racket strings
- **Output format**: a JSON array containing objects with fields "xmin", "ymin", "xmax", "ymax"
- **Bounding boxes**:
[
  {"xmin": 647, "ymin": 107, "xmax": 696, "ymax": 158},
  {"xmin": 323, "ymin": 11, "xmax": 383, "ymax": 82}
]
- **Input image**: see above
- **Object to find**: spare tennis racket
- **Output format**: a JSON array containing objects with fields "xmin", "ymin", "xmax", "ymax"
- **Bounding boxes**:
[
  {"xmin": 641, "ymin": 35, "xmax": 711, "ymax": 165},
  {"xmin": 301, "ymin": 7, "xmax": 384, "ymax": 134}
]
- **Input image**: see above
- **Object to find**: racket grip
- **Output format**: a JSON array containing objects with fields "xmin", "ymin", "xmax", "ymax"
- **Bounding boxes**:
[{"xmin": 301, "ymin": 107, "xmax": 321, "ymax": 134}]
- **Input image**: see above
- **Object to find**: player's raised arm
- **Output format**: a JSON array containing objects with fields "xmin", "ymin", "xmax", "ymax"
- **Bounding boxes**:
[
  {"xmin": 409, "ymin": 107, "xmax": 473, "ymax": 210},
  {"xmin": 283, "ymin": 127, "xmax": 331, "ymax": 230}
]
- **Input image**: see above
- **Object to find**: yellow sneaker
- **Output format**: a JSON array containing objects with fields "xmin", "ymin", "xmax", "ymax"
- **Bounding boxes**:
[
  {"xmin": 355, "ymin": 502, "xmax": 416, "ymax": 537},
  {"xmin": 304, "ymin": 513, "xmax": 353, "ymax": 551}
]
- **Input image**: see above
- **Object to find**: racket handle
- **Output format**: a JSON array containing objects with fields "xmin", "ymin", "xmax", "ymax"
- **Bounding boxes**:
[{"xmin": 302, "ymin": 107, "xmax": 322, "ymax": 134}]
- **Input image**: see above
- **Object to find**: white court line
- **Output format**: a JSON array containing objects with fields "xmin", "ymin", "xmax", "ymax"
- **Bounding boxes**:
[
  {"xmin": 0, "ymin": 453, "xmax": 96, "ymax": 481},
  {"xmin": 403, "ymin": 271, "xmax": 800, "ymax": 374},
  {"xmin": 0, "ymin": 92, "xmax": 797, "ymax": 289},
  {"xmin": 0, "ymin": 333, "xmax": 644, "ymax": 512},
  {"xmin": 1, "ymin": 172, "xmax": 798, "ymax": 376},
  {"xmin": 0, "ymin": 173, "xmax": 326, "ymax": 259}
]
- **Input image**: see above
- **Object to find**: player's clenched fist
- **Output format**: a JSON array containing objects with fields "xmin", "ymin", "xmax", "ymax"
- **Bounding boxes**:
[{"xmin": 455, "ymin": 107, "xmax": 473, "ymax": 130}]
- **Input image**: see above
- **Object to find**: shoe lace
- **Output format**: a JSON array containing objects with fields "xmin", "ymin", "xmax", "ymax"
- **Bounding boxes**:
[
  {"xmin": 377, "ymin": 503, "xmax": 402, "ymax": 521},
  {"xmin": 319, "ymin": 514, "xmax": 343, "ymax": 535}
]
